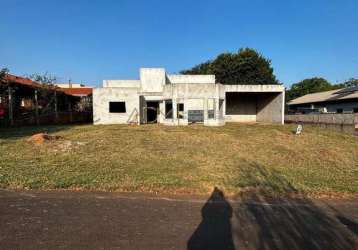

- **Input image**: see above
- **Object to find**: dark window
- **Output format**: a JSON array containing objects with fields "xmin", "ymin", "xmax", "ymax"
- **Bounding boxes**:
[
  {"xmin": 178, "ymin": 103, "xmax": 184, "ymax": 111},
  {"xmin": 165, "ymin": 100, "xmax": 173, "ymax": 119},
  {"xmin": 353, "ymin": 108, "xmax": 358, "ymax": 113},
  {"xmin": 177, "ymin": 103, "xmax": 184, "ymax": 119},
  {"xmin": 109, "ymin": 102, "xmax": 126, "ymax": 113},
  {"xmin": 208, "ymin": 99, "xmax": 215, "ymax": 119},
  {"xmin": 208, "ymin": 110, "xmax": 214, "ymax": 119},
  {"xmin": 336, "ymin": 109, "xmax": 343, "ymax": 114}
]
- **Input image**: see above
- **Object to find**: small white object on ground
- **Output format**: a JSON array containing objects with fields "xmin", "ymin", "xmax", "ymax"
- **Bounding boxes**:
[{"xmin": 295, "ymin": 124, "xmax": 303, "ymax": 135}]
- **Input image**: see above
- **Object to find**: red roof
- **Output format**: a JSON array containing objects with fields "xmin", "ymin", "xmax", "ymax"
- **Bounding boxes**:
[
  {"xmin": 2, "ymin": 74, "xmax": 82, "ymax": 97},
  {"xmin": 61, "ymin": 87, "xmax": 92, "ymax": 96},
  {"xmin": 3, "ymin": 74, "xmax": 65, "ymax": 92},
  {"xmin": 4, "ymin": 74, "xmax": 44, "ymax": 89}
]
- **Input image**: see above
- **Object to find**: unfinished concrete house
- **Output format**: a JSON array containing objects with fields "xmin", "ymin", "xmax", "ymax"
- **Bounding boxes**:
[{"xmin": 93, "ymin": 68, "xmax": 285, "ymax": 126}]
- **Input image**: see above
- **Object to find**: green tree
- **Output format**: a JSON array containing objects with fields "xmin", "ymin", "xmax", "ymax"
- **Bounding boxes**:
[
  {"xmin": 0, "ymin": 68, "xmax": 9, "ymax": 82},
  {"xmin": 336, "ymin": 78, "xmax": 358, "ymax": 88},
  {"xmin": 28, "ymin": 72, "xmax": 57, "ymax": 86},
  {"xmin": 286, "ymin": 77, "xmax": 334, "ymax": 101},
  {"xmin": 27, "ymin": 73, "xmax": 59, "ymax": 112},
  {"xmin": 181, "ymin": 48, "xmax": 280, "ymax": 85}
]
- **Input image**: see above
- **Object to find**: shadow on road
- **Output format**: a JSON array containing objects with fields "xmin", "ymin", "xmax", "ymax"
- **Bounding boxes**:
[
  {"xmin": 188, "ymin": 163, "xmax": 357, "ymax": 250},
  {"xmin": 187, "ymin": 187, "xmax": 235, "ymax": 250}
]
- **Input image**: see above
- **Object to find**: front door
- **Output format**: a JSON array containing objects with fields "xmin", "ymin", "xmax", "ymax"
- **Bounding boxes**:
[{"xmin": 146, "ymin": 101, "xmax": 159, "ymax": 123}]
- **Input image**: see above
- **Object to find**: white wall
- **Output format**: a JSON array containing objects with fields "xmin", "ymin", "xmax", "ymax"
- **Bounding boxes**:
[
  {"xmin": 93, "ymin": 88, "xmax": 139, "ymax": 125},
  {"xmin": 103, "ymin": 80, "xmax": 140, "ymax": 88},
  {"xmin": 167, "ymin": 74, "xmax": 215, "ymax": 84},
  {"xmin": 163, "ymin": 83, "xmax": 220, "ymax": 99},
  {"xmin": 140, "ymin": 68, "xmax": 165, "ymax": 93},
  {"xmin": 225, "ymin": 114, "xmax": 257, "ymax": 122},
  {"xmin": 224, "ymin": 84, "xmax": 285, "ymax": 93}
]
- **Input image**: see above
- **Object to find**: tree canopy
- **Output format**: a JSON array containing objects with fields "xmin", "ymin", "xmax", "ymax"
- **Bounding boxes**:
[
  {"xmin": 286, "ymin": 78, "xmax": 333, "ymax": 101},
  {"xmin": 28, "ymin": 72, "xmax": 57, "ymax": 86},
  {"xmin": 336, "ymin": 78, "xmax": 358, "ymax": 88},
  {"xmin": 181, "ymin": 48, "xmax": 280, "ymax": 85},
  {"xmin": 0, "ymin": 68, "xmax": 9, "ymax": 81}
]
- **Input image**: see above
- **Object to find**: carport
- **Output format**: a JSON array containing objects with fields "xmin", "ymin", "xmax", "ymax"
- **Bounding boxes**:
[{"xmin": 223, "ymin": 85, "xmax": 285, "ymax": 124}]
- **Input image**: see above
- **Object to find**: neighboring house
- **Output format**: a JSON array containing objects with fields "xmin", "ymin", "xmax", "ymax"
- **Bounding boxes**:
[
  {"xmin": 55, "ymin": 83, "xmax": 93, "ymax": 112},
  {"xmin": 0, "ymin": 74, "xmax": 83, "ymax": 126},
  {"xmin": 288, "ymin": 87, "xmax": 358, "ymax": 114},
  {"xmin": 93, "ymin": 68, "xmax": 285, "ymax": 126},
  {"xmin": 55, "ymin": 83, "xmax": 93, "ymax": 98}
]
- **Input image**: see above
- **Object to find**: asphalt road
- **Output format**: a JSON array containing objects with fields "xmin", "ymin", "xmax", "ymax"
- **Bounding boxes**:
[{"xmin": 0, "ymin": 189, "xmax": 357, "ymax": 250}]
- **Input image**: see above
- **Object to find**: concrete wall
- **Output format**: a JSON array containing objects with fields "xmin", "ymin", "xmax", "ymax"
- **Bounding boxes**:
[
  {"xmin": 186, "ymin": 98, "xmax": 204, "ymax": 110},
  {"xmin": 93, "ymin": 88, "xmax": 139, "ymax": 125},
  {"xmin": 257, "ymin": 92, "xmax": 284, "ymax": 124},
  {"xmin": 224, "ymin": 84, "xmax": 284, "ymax": 93},
  {"xmin": 140, "ymin": 68, "xmax": 165, "ymax": 93},
  {"xmin": 285, "ymin": 113, "xmax": 358, "ymax": 125},
  {"xmin": 167, "ymin": 74, "xmax": 215, "ymax": 84},
  {"xmin": 163, "ymin": 83, "xmax": 220, "ymax": 99},
  {"xmin": 285, "ymin": 113, "xmax": 358, "ymax": 135},
  {"xmin": 103, "ymin": 80, "xmax": 140, "ymax": 88}
]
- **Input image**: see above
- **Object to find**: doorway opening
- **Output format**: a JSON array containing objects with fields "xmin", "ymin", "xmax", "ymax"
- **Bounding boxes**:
[{"xmin": 146, "ymin": 101, "xmax": 159, "ymax": 123}]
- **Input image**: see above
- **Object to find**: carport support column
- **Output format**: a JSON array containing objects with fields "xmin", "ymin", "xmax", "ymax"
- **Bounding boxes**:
[
  {"xmin": 54, "ymin": 91, "xmax": 58, "ymax": 122},
  {"xmin": 281, "ymin": 91, "xmax": 285, "ymax": 124},
  {"xmin": 203, "ymin": 98, "xmax": 208, "ymax": 123},
  {"xmin": 184, "ymin": 83, "xmax": 188, "ymax": 123},
  {"xmin": 215, "ymin": 98, "xmax": 220, "ymax": 120},
  {"xmin": 172, "ymin": 98, "xmax": 177, "ymax": 124},
  {"xmin": 215, "ymin": 84, "xmax": 220, "ymax": 120}
]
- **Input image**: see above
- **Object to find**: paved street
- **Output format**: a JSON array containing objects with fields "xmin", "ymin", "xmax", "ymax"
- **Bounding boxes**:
[{"xmin": 0, "ymin": 189, "xmax": 357, "ymax": 250}]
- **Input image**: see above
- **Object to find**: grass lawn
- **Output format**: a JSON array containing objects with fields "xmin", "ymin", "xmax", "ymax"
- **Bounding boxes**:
[{"xmin": 0, "ymin": 123, "xmax": 357, "ymax": 197}]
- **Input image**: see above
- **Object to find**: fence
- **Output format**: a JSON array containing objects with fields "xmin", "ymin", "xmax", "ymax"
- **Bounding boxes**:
[
  {"xmin": 0, "ymin": 111, "xmax": 92, "ymax": 127},
  {"xmin": 285, "ymin": 114, "xmax": 358, "ymax": 134}
]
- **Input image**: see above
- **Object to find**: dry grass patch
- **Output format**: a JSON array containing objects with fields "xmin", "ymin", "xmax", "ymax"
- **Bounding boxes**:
[{"xmin": 0, "ymin": 123, "xmax": 357, "ymax": 196}]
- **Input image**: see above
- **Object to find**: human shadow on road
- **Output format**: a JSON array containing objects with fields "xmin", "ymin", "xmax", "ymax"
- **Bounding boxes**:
[
  {"xmin": 187, "ymin": 187, "xmax": 235, "ymax": 250},
  {"xmin": 187, "ymin": 163, "xmax": 357, "ymax": 250},
  {"xmin": 327, "ymin": 203, "xmax": 358, "ymax": 236},
  {"xmin": 233, "ymin": 162, "xmax": 357, "ymax": 250}
]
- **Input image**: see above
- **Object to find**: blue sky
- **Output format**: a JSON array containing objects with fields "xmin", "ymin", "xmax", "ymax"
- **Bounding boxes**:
[{"xmin": 1, "ymin": 0, "xmax": 357, "ymax": 87}]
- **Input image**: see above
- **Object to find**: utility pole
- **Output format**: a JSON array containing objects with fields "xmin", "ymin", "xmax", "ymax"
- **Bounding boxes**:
[
  {"xmin": 68, "ymin": 101, "xmax": 73, "ymax": 123},
  {"xmin": 66, "ymin": 95, "xmax": 73, "ymax": 123},
  {"xmin": 8, "ymin": 85, "xmax": 13, "ymax": 125},
  {"xmin": 34, "ymin": 89, "xmax": 39, "ymax": 125},
  {"xmin": 54, "ymin": 90, "xmax": 58, "ymax": 122}
]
